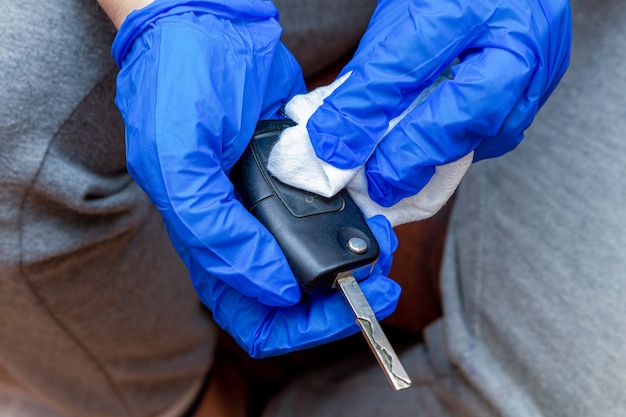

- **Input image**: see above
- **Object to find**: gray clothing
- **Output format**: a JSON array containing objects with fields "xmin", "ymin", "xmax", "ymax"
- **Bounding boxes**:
[
  {"xmin": 5, "ymin": 0, "xmax": 624, "ymax": 416},
  {"xmin": 1, "ymin": 1, "xmax": 216, "ymax": 416},
  {"xmin": 264, "ymin": 0, "xmax": 626, "ymax": 415},
  {"xmin": 0, "ymin": 0, "xmax": 374, "ymax": 416},
  {"xmin": 276, "ymin": 0, "xmax": 376, "ymax": 78}
]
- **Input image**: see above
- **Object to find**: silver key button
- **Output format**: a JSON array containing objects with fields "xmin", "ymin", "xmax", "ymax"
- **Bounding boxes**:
[{"xmin": 346, "ymin": 237, "xmax": 368, "ymax": 254}]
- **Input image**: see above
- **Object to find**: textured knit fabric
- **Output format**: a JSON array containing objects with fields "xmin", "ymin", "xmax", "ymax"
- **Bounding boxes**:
[
  {"xmin": 0, "ymin": 0, "xmax": 376, "ymax": 416},
  {"xmin": 263, "ymin": 0, "xmax": 626, "ymax": 415},
  {"xmin": 0, "ymin": 1, "xmax": 216, "ymax": 416}
]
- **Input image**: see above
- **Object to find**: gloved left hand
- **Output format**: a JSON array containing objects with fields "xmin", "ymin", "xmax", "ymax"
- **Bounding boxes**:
[{"xmin": 112, "ymin": 2, "xmax": 308, "ymax": 311}]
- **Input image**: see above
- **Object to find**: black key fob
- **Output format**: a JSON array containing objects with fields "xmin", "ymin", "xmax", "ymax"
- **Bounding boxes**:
[{"xmin": 230, "ymin": 120, "xmax": 380, "ymax": 295}]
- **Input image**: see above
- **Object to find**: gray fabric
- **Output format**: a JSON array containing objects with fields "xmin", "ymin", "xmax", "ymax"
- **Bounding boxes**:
[
  {"xmin": 439, "ymin": 0, "xmax": 626, "ymax": 413},
  {"xmin": 0, "ymin": 0, "xmax": 376, "ymax": 416},
  {"xmin": 0, "ymin": 1, "xmax": 216, "ymax": 416},
  {"xmin": 275, "ymin": 0, "xmax": 376, "ymax": 77},
  {"xmin": 264, "ymin": 0, "xmax": 626, "ymax": 415}
]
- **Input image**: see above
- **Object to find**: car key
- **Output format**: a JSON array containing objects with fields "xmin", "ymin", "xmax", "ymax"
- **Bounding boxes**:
[{"xmin": 230, "ymin": 119, "xmax": 412, "ymax": 391}]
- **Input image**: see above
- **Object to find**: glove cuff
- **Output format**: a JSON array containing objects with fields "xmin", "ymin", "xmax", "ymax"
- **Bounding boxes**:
[{"xmin": 111, "ymin": 0, "xmax": 280, "ymax": 67}]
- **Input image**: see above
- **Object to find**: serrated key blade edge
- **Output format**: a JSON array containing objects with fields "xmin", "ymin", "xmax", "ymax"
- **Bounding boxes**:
[{"xmin": 336, "ymin": 274, "xmax": 412, "ymax": 391}]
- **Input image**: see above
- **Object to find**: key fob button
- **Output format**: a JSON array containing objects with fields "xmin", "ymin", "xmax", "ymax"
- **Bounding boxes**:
[
  {"xmin": 230, "ymin": 120, "xmax": 380, "ymax": 295},
  {"xmin": 346, "ymin": 237, "xmax": 368, "ymax": 254}
]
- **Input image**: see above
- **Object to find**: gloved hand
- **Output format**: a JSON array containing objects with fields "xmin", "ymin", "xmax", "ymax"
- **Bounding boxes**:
[
  {"xmin": 112, "ymin": 0, "xmax": 400, "ymax": 357},
  {"xmin": 195, "ymin": 215, "xmax": 401, "ymax": 358},
  {"xmin": 306, "ymin": 0, "xmax": 572, "ymax": 207},
  {"xmin": 113, "ymin": 0, "xmax": 305, "ymax": 308}
]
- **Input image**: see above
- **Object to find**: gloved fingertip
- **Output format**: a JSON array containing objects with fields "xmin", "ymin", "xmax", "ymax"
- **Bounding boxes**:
[
  {"xmin": 365, "ymin": 215, "xmax": 397, "ymax": 275},
  {"xmin": 308, "ymin": 131, "xmax": 362, "ymax": 170},
  {"xmin": 366, "ymin": 213, "xmax": 391, "ymax": 228},
  {"xmin": 366, "ymin": 178, "xmax": 400, "ymax": 208},
  {"xmin": 366, "ymin": 215, "xmax": 398, "ymax": 249},
  {"xmin": 366, "ymin": 165, "xmax": 436, "ymax": 207}
]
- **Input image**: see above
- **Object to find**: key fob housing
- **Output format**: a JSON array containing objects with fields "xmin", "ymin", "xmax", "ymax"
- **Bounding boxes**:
[{"xmin": 230, "ymin": 120, "xmax": 380, "ymax": 295}]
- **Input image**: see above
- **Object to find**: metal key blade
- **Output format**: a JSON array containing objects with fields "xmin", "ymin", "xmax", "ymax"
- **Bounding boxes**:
[{"xmin": 335, "ymin": 273, "xmax": 412, "ymax": 391}]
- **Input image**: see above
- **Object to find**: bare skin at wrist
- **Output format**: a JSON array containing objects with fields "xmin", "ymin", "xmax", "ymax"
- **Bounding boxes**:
[{"xmin": 97, "ymin": 0, "xmax": 155, "ymax": 28}]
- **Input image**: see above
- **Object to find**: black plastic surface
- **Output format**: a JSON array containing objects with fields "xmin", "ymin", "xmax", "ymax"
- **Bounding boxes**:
[{"xmin": 230, "ymin": 120, "xmax": 380, "ymax": 295}]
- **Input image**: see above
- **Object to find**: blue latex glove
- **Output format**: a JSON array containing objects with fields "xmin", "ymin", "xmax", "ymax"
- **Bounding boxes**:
[
  {"xmin": 112, "ymin": 0, "xmax": 401, "ymax": 356},
  {"xmin": 112, "ymin": 0, "xmax": 305, "ymax": 307},
  {"xmin": 306, "ymin": 0, "xmax": 572, "ymax": 207},
  {"xmin": 194, "ymin": 215, "xmax": 401, "ymax": 358}
]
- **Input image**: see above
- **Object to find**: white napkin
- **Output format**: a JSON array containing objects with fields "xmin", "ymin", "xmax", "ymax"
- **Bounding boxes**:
[{"xmin": 267, "ymin": 72, "xmax": 472, "ymax": 227}]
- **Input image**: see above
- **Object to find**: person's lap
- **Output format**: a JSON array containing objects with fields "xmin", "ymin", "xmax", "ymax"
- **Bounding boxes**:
[
  {"xmin": 262, "ymin": 0, "xmax": 626, "ymax": 415},
  {"xmin": 8, "ymin": 0, "xmax": 626, "ymax": 416}
]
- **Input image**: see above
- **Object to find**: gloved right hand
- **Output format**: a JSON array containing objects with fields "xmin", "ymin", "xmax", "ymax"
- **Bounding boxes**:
[
  {"xmin": 306, "ymin": 0, "xmax": 572, "ymax": 207},
  {"xmin": 112, "ymin": 0, "xmax": 307, "ymax": 309},
  {"xmin": 196, "ymin": 215, "xmax": 401, "ymax": 358}
]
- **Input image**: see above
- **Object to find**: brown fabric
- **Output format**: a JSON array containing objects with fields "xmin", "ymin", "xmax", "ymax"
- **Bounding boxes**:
[{"xmin": 385, "ymin": 200, "xmax": 451, "ymax": 334}]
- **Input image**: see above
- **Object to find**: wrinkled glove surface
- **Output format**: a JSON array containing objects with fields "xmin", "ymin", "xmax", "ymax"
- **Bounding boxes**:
[
  {"xmin": 195, "ymin": 215, "xmax": 400, "ymax": 358},
  {"xmin": 268, "ymin": 73, "xmax": 473, "ymax": 227},
  {"xmin": 112, "ymin": 0, "xmax": 400, "ymax": 357},
  {"xmin": 306, "ymin": 0, "xmax": 572, "ymax": 207}
]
